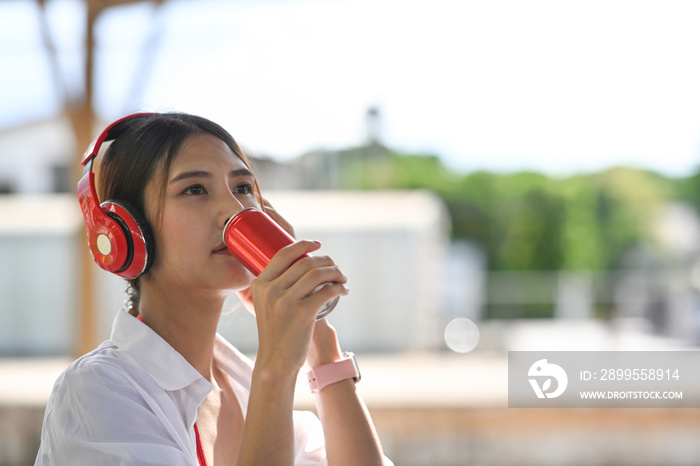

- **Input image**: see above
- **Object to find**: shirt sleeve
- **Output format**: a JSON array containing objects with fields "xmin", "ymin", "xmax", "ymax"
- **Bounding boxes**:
[
  {"xmin": 293, "ymin": 410, "xmax": 329, "ymax": 465},
  {"xmin": 35, "ymin": 361, "xmax": 194, "ymax": 466},
  {"xmin": 291, "ymin": 409, "xmax": 395, "ymax": 466}
]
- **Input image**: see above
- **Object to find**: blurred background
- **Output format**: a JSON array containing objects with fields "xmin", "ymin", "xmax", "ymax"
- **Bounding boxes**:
[{"xmin": 2, "ymin": 0, "xmax": 700, "ymax": 464}]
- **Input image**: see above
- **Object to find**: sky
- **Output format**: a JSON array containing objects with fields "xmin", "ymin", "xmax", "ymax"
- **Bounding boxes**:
[{"xmin": 2, "ymin": 0, "xmax": 700, "ymax": 176}]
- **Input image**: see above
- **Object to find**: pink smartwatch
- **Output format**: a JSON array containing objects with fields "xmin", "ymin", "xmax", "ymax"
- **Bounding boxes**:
[{"xmin": 307, "ymin": 352, "xmax": 361, "ymax": 393}]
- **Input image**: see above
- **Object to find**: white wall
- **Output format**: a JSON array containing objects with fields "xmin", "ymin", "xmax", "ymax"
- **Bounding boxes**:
[
  {"xmin": 0, "ymin": 195, "xmax": 81, "ymax": 355},
  {"xmin": 0, "ymin": 191, "xmax": 451, "ymax": 355},
  {"xmin": 0, "ymin": 118, "xmax": 76, "ymax": 193}
]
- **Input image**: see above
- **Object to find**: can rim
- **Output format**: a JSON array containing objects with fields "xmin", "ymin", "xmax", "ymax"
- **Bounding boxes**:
[{"xmin": 222, "ymin": 207, "xmax": 261, "ymax": 238}]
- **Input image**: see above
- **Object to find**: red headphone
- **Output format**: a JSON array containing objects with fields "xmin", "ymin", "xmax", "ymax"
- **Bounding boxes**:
[{"xmin": 77, "ymin": 113, "xmax": 155, "ymax": 279}]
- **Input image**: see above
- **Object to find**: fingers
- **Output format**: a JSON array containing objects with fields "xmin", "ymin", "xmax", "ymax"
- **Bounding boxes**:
[
  {"xmin": 280, "ymin": 258, "xmax": 348, "ymax": 318},
  {"xmin": 303, "ymin": 281, "xmax": 348, "ymax": 314},
  {"xmin": 262, "ymin": 242, "xmax": 347, "ymax": 294},
  {"xmin": 258, "ymin": 240, "xmax": 321, "ymax": 280},
  {"xmin": 235, "ymin": 287, "xmax": 256, "ymax": 315},
  {"xmin": 295, "ymin": 259, "xmax": 348, "ymax": 294},
  {"xmin": 255, "ymin": 240, "xmax": 348, "ymax": 317},
  {"xmin": 261, "ymin": 198, "xmax": 296, "ymax": 238}
]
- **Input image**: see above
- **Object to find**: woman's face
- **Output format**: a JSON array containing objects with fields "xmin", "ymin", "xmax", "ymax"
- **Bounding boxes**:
[{"xmin": 143, "ymin": 133, "xmax": 260, "ymax": 295}]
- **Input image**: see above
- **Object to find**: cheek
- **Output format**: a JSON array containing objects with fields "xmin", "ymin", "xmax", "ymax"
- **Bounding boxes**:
[
  {"xmin": 158, "ymin": 203, "xmax": 207, "ymax": 238},
  {"xmin": 151, "ymin": 213, "xmax": 204, "ymax": 265}
]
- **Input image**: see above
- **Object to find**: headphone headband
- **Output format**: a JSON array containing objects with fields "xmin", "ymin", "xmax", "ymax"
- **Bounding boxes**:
[
  {"xmin": 77, "ymin": 112, "xmax": 155, "ymax": 279},
  {"xmin": 80, "ymin": 112, "xmax": 154, "ymax": 167}
]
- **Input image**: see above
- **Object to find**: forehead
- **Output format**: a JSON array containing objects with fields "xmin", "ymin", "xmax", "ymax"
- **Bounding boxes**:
[{"xmin": 172, "ymin": 133, "xmax": 247, "ymax": 171}]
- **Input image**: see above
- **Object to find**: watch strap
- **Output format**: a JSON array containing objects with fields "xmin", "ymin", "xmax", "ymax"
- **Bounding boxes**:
[{"xmin": 307, "ymin": 352, "xmax": 360, "ymax": 393}]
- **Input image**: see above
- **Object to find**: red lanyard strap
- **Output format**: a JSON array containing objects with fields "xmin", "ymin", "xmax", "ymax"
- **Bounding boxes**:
[{"xmin": 194, "ymin": 423, "xmax": 208, "ymax": 466}]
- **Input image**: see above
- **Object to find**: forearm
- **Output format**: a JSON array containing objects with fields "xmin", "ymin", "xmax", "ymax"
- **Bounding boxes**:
[
  {"xmin": 308, "ymin": 321, "xmax": 385, "ymax": 465},
  {"xmin": 236, "ymin": 367, "xmax": 297, "ymax": 466},
  {"xmin": 315, "ymin": 379, "xmax": 385, "ymax": 465}
]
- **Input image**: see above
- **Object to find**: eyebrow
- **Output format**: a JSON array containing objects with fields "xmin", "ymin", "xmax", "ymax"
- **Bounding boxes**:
[{"xmin": 169, "ymin": 168, "xmax": 254, "ymax": 184}]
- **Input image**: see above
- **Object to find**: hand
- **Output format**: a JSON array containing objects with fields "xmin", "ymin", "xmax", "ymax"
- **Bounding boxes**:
[
  {"xmin": 250, "ymin": 240, "xmax": 350, "ymax": 375},
  {"xmin": 259, "ymin": 200, "xmax": 346, "ymax": 368}
]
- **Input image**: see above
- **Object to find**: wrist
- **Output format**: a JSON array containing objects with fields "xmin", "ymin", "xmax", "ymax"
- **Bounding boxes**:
[
  {"xmin": 308, "ymin": 319, "xmax": 343, "ymax": 367},
  {"xmin": 252, "ymin": 360, "xmax": 299, "ymax": 392}
]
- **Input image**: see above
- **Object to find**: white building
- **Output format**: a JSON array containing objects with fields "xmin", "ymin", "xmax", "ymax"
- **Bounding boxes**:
[{"xmin": 0, "ymin": 190, "xmax": 451, "ymax": 355}]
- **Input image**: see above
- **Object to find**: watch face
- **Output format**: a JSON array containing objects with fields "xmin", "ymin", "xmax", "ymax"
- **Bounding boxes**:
[
  {"xmin": 344, "ymin": 352, "xmax": 361, "ymax": 383},
  {"xmin": 353, "ymin": 359, "xmax": 361, "ymax": 383}
]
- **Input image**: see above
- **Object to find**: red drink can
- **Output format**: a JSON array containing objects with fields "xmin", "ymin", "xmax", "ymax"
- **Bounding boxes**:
[{"xmin": 223, "ymin": 208, "xmax": 338, "ymax": 319}]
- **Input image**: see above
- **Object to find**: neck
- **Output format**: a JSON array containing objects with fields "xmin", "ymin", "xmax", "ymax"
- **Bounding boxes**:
[{"xmin": 138, "ymin": 278, "xmax": 227, "ymax": 382}]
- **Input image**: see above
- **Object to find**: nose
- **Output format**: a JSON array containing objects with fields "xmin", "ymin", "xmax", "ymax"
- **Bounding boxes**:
[
  {"xmin": 218, "ymin": 194, "xmax": 246, "ymax": 230},
  {"xmin": 230, "ymin": 193, "xmax": 245, "ymax": 210}
]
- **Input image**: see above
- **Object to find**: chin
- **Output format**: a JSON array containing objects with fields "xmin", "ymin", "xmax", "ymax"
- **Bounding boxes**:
[{"xmin": 221, "ymin": 266, "xmax": 255, "ymax": 290}]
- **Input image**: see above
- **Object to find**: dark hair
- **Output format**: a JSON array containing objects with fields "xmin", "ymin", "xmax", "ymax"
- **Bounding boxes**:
[
  {"xmin": 97, "ymin": 112, "xmax": 259, "ymax": 313},
  {"xmin": 98, "ymin": 112, "xmax": 256, "ymax": 221}
]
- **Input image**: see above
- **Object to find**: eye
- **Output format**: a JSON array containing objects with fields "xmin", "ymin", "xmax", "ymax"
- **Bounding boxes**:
[
  {"xmin": 183, "ymin": 184, "xmax": 207, "ymax": 195},
  {"xmin": 233, "ymin": 183, "xmax": 253, "ymax": 195}
]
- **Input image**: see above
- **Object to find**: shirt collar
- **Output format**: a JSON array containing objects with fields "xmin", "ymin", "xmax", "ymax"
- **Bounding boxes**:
[{"xmin": 110, "ymin": 310, "xmax": 212, "ymax": 396}]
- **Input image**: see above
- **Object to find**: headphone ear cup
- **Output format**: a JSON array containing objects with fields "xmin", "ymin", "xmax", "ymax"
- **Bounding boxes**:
[{"xmin": 101, "ymin": 200, "xmax": 155, "ymax": 279}]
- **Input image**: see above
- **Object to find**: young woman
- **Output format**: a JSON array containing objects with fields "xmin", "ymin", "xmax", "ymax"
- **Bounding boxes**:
[{"xmin": 35, "ymin": 113, "xmax": 389, "ymax": 465}]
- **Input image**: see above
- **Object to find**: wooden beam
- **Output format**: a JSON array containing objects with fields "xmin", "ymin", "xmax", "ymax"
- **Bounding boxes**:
[
  {"xmin": 72, "ymin": 0, "xmax": 99, "ymax": 358},
  {"xmin": 37, "ymin": 0, "xmax": 166, "ymax": 356}
]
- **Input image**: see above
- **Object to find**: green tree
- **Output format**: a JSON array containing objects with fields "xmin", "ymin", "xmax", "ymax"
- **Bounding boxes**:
[{"xmin": 337, "ymin": 147, "xmax": 671, "ymax": 272}]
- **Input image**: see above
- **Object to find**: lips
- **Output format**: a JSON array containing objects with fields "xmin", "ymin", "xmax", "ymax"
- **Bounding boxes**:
[{"xmin": 213, "ymin": 244, "xmax": 230, "ymax": 254}]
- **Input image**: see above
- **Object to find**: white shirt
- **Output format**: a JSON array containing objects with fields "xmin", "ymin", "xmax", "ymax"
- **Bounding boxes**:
[{"xmin": 35, "ymin": 310, "xmax": 328, "ymax": 465}]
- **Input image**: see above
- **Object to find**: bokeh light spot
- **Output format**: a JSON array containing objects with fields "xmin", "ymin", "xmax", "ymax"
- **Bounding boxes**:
[{"xmin": 444, "ymin": 318, "xmax": 480, "ymax": 353}]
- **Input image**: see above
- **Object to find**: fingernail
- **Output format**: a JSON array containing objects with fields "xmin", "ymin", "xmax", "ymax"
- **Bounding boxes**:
[{"xmin": 312, "ymin": 240, "xmax": 322, "ymax": 246}]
